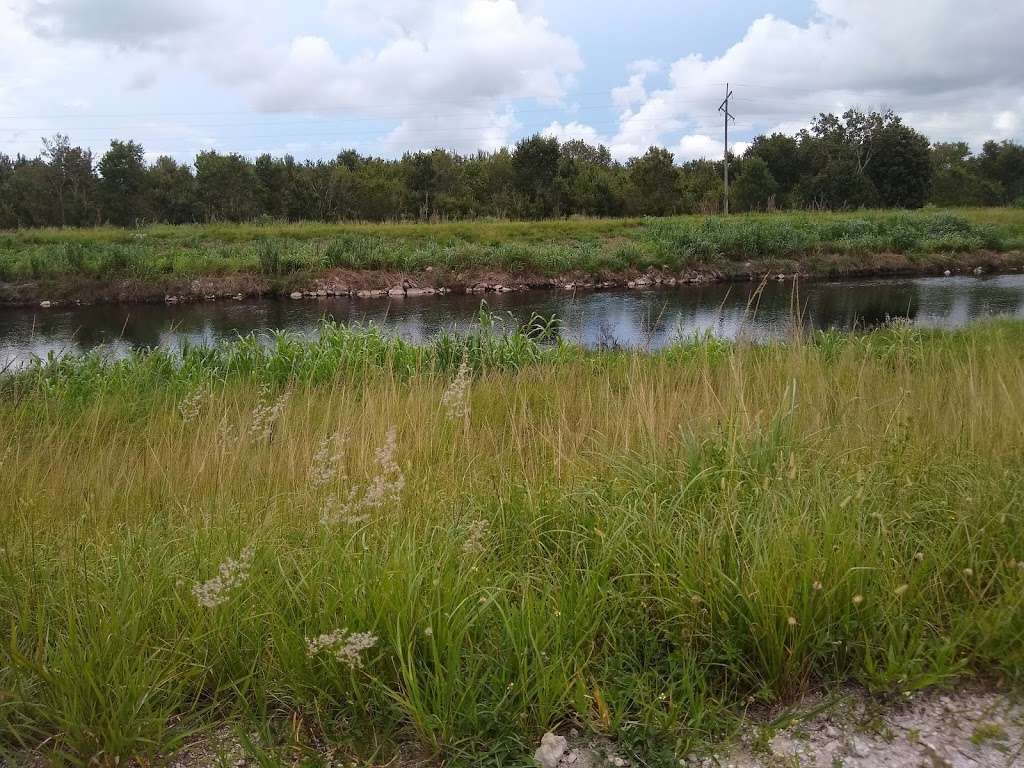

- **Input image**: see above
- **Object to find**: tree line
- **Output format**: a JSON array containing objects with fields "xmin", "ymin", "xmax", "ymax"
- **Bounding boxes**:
[{"xmin": 1, "ymin": 109, "xmax": 1022, "ymax": 228}]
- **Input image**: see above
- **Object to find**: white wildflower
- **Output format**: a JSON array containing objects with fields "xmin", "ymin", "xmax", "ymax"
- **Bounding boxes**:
[
  {"xmin": 306, "ymin": 628, "xmax": 379, "ymax": 669},
  {"xmin": 440, "ymin": 356, "xmax": 472, "ymax": 420},
  {"xmin": 462, "ymin": 519, "xmax": 490, "ymax": 555},
  {"xmin": 249, "ymin": 387, "xmax": 290, "ymax": 440},
  {"xmin": 192, "ymin": 544, "xmax": 255, "ymax": 608}
]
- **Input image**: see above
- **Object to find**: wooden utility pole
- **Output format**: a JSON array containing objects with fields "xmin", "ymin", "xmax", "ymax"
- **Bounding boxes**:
[{"xmin": 718, "ymin": 83, "xmax": 735, "ymax": 214}]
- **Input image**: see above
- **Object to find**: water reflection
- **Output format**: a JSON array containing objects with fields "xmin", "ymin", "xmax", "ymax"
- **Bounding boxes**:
[{"xmin": 2, "ymin": 274, "xmax": 1024, "ymax": 369}]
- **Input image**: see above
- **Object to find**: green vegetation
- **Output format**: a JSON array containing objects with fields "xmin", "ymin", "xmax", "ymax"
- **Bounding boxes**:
[
  {"xmin": 2, "ymin": 110, "xmax": 1024, "ymax": 230},
  {"xmin": 2, "ymin": 319, "xmax": 1024, "ymax": 766},
  {"xmin": 1, "ymin": 209, "xmax": 1022, "ymax": 285}
]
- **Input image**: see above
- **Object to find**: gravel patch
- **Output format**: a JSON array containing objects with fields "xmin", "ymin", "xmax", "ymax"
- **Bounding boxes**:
[{"xmin": 688, "ymin": 684, "xmax": 1024, "ymax": 768}]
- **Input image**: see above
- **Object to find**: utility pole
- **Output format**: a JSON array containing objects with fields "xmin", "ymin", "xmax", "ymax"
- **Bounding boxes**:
[{"xmin": 718, "ymin": 83, "xmax": 735, "ymax": 214}]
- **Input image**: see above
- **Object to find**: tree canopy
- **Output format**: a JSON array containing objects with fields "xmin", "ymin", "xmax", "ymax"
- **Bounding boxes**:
[{"xmin": 0, "ymin": 109, "xmax": 1021, "ymax": 228}]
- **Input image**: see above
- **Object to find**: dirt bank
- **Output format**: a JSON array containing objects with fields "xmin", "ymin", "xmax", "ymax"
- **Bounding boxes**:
[{"xmin": 2, "ymin": 250, "xmax": 1022, "ymax": 308}]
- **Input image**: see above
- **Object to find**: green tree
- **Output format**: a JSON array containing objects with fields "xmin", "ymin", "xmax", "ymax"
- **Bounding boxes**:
[
  {"xmin": 194, "ymin": 151, "xmax": 260, "ymax": 222},
  {"xmin": 928, "ymin": 142, "xmax": 1002, "ymax": 207},
  {"xmin": 512, "ymin": 134, "xmax": 561, "ymax": 217},
  {"xmin": 147, "ymin": 156, "xmax": 199, "ymax": 224},
  {"xmin": 731, "ymin": 156, "xmax": 779, "ymax": 211},
  {"xmin": 679, "ymin": 159, "xmax": 724, "ymax": 214},
  {"xmin": 99, "ymin": 140, "xmax": 148, "ymax": 226},
  {"xmin": 254, "ymin": 153, "xmax": 291, "ymax": 219},
  {"xmin": 626, "ymin": 147, "xmax": 681, "ymax": 215},
  {"xmin": 0, "ymin": 153, "xmax": 15, "ymax": 228},
  {"xmin": 6, "ymin": 158, "xmax": 58, "ymax": 227},
  {"xmin": 865, "ymin": 121, "xmax": 932, "ymax": 208},
  {"xmin": 976, "ymin": 140, "xmax": 1024, "ymax": 203},
  {"xmin": 745, "ymin": 133, "xmax": 802, "ymax": 205},
  {"xmin": 42, "ymin": 134, "xmax": 98, "ymax": 226}
]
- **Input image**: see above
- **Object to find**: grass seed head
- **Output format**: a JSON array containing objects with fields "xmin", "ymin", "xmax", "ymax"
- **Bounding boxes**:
[{"xmin": 192, "ymin": 544, "xmax": 255, "ymax": 608}]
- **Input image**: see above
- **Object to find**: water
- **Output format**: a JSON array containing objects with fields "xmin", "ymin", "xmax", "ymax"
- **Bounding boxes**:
[{"xmin": 2, "ymin": 274, "xmax": 1024, "ymax": 369}]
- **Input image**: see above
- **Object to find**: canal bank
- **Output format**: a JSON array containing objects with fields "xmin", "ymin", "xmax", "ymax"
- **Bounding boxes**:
[{"xmin": 2, "ymin": 248, "xmax": 1023, "ymax": 309}]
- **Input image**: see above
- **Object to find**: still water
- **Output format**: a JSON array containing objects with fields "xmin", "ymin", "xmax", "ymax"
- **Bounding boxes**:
[{"xmin": 3, "ymin": 274, "xmax": 1024, "ymax": 369}]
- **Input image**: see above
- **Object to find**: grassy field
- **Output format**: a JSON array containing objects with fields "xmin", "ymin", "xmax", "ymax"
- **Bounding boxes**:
[
  {"xmin": 1, "ymin": 208, "xmax": 1023, "ymax": 285},
  {"xmin": 2, "ymin": 319, "xmax": 1024, "ymax": 766}
]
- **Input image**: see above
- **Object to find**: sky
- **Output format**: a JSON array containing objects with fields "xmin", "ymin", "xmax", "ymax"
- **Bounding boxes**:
[{"xmin": 1, "ymin": 0, "xmax": 1023, "ymax": 165}]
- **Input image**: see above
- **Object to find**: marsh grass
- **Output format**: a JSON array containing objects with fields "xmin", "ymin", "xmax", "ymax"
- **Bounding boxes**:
[
  {"xmin": 1, "ymin": 209, "xmax": 1022, "ymax": 283},
  {"xmin": 1, "ymin": 320, "xmax": 1024, "ymax": 766}
]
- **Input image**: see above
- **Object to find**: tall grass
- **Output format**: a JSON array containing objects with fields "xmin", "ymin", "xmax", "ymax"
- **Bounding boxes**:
[
  {"xmin": 2, "ymin": 321, "xmax": 1024, "ymax": 766},
  {"xmin": 1, "ymin": 209, "xmax": 1022, "ymax": 283}
]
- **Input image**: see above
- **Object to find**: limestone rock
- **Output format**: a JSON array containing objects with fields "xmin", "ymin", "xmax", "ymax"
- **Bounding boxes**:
[{"xmin": 534, "ymin": 732, "xmax": 567, "ymax": 768}]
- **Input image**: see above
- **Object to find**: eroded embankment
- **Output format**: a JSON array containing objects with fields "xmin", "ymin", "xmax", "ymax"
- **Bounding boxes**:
[{"xmin": 2, "ymin": 250, "xmax": 1023, "ymax": 308}]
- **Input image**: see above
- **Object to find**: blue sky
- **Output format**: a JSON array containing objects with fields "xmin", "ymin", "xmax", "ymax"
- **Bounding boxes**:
[{"xmin": 1, "ymin": 0, "xmax": 1021, "ymax": 164}]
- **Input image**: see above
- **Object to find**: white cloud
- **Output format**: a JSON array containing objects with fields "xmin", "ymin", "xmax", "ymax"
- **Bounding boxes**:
[
  {"xmin": 4, "ymin": 0, "xmax": 1024, "ymax": 162},
  {"xmin": 24, "ymin": 0, "xmax": 212, "ymax": 49},
  {"xmin": 610, "ymin": 60, "xmax": 660, "ymax": 111},
  {"xmin": 566, "ymin": 0, "xmax": 1024, "ymax": 160},
  {"xmin": 994, "ymin": 110, "xmax": 1020, "ymax": 139},
  {"xmin": 542, "ymin": 120, "xmax": 603, "ymax": 145},
  {"xmin": 226, "ymin": 0, "xmax": 580, "ymax": 153},
  {"xmin": 385, "ymin": 108, "xmax": 521, "ymax": 154},
  {"xmin": 674, "ymin": 135, "xmax": 750, "ymax": 162}
]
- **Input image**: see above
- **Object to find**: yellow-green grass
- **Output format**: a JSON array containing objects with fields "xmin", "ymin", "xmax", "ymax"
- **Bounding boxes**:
[
  {"xmin": 2, "ymin": 321, "xmax": 1024, "ymax": 766},
  {"xmin": 1, "ymin": 208, "xmax": 1022, "ymax": 284}
]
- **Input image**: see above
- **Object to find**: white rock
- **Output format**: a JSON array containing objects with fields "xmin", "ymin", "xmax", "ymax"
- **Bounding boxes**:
[
  {"xmin": 388, "ymin": 286, "xmax": 406, "ymax": 297},
  {"xmin": 289, "ymin": 291, "xmax": 302, "ymax": 300},
  {"xmin": 534, "ymin": 732, "xmax": 567, "ymax": 768},
  {"xmin": 39, "ymin": 300, "xmax": 52, "ymax": 308},
  {"xmin": 973, "ymin": 266, "xmax": 984, "ymax": 275},
  {"xmin": 943, "ymin": 270, "xmax": 952, "ymax": 276}
]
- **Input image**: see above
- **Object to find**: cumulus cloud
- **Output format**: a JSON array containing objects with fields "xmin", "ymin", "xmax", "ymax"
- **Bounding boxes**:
[
  {"xmin": 24, "ymin": 0, "xmax": 213, "ymax": 49},
  {"xmin": 567, "ymin": 0, "xmax": 1024, "ymax": 161},
  {"xmin": 674, "ymin": 135, "xmax": 750, "ymax": 162},
  {"xmin": 240, "ymin": 0, "xmax": 581, "ymax": 152},
  {"xmin": 384, "ymin": 107, "xmax": 521, "ymax": 154},
  {"xmin": 8, "ymin": 0, "xmax": 581, "ymax": 153},
  {"xmin": 542, "ymin": 120, "xmax": 603, "ymax": 145},
  {"xmin": 250, "ymin": 2, "xmax": 579, "ymax": 112},
  {"xmin": 5, "ymin": 0, "xmax": 1024, "ymax": 162},
  {"xmin": 611, "ymin": 60, "xmax": 660, "ymax": 111}
]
